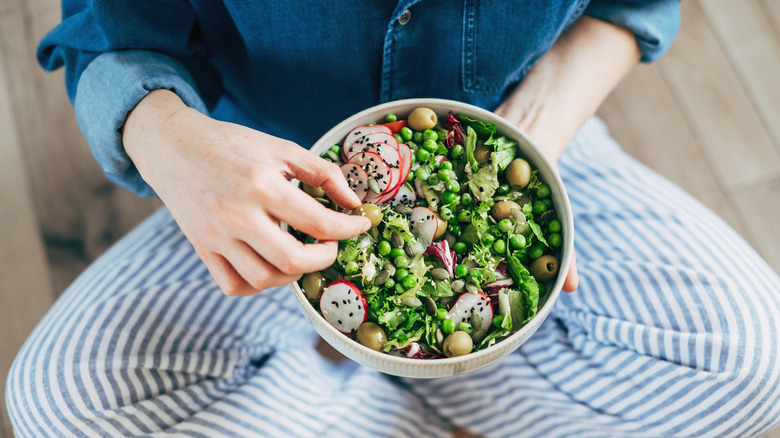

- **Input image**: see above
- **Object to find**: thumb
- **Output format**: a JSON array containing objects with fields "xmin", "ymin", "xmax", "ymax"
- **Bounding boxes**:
[{"xmin": 286, "ymin": 148, "xmax": 362, "ymax": 209}]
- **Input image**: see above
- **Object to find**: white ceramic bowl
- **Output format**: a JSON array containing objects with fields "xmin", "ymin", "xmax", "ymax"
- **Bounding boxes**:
[{"xmin": 290, "ymin": 98, "xmax": 573, "ymax": 378}]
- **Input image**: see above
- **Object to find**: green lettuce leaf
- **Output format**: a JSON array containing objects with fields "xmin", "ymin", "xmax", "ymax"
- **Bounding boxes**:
[
  {"xmin": 506, "ymin": 250, "xmax": 540, "ymax": 323},
  {"xmin": 457, "ymin": 114, "xmax": 496, "ymax": 139},
  {"xmin": 484, "ymin": 136, "xmax": 517, "ymax": 172},
  {"xmin": 382, "ymin": 326, "xmax": 425, "ymax": 352},
  {"xmin": 522, "ymin": 202, "xmax": 549, "ymax": 247},
  {"xmin": 464, "ymin": 126, "xmax": 479, "ymax": 172},
  {"xmin": 467, "ymin": 153, "xmax": 499, "ymax": 201}
]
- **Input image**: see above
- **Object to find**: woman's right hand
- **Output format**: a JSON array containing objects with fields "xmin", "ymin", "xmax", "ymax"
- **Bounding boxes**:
[{"xmin": 123, "ymin": 90, "xmax": 371, "ymax": 296}]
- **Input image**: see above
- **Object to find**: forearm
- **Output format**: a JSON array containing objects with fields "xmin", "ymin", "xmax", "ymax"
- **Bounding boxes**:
[{"xmin": 496, "ymin": 16, "xmax": 641, "ymax": 161}]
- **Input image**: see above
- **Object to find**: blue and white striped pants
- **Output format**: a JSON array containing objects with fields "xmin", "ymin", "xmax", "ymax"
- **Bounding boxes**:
[{"xmin": 7, "ymin": 118, "xmax": 780, "ymax": 437}]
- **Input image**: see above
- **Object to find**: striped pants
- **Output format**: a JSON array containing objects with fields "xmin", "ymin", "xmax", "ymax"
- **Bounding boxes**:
[{"xmin": 7, "ymin": 118, "xmax": 780, "ymax": 437}]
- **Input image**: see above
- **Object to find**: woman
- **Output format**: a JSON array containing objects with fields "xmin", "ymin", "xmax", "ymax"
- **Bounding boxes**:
[{"xmin": 7, "ymin": 1, "xmax": 780, "ymax": 436}]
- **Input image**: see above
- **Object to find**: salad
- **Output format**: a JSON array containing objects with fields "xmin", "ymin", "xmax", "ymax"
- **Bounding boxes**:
[{"xmin": 295, "ymin": 107, "xmax": 563, "ymax": 359}]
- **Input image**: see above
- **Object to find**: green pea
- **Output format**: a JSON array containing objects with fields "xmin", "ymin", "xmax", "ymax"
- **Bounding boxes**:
[
  {"xmin": 442, "ymin": 318, "xmax": 456, "ymax": 334},
  {"xmin": 423, "ymin": 129, "xmax": 438, "ymax": 142},
  {"xmin": 437, "ymin": 169, "xmax": 451, "ymax": 182},
  {"xmin": 509, "ymin": 234, "xmax": 526, "ymax": 249},
  {"xmin": 395, "ymin": 283, "xmax": 405, "ymax": 294},
  {"xmin": 407, "ymin": 172, "xmax": 414, "ymax": 182},
  {"xmin": 440, "ymin": 206, "xmax": 454, "ymax": 221},
  {"xmin": 543, "ymin": 198, "xmax": 553, "ymax": 209},
  {"xmin": 390, "ymin": 247, "xmax": 405, "ymax": 257},
  {"xmin": 413, "ymin": 131, "xmax": 423, "ymax": 143},
  {"xmin": 393, "ymin": 134, "xmax": 404, "ymax": 144},
  {"xmin": 384, "ymin": 277, "xmax": 396, "ymax": 289},
  {"xmin": 394, "ymin": 255, "xmax": 409, "ymax": 269},
  {"xmin": 457, "ymin": 322, "xmax": 472, "ymax": 334},
  {"xmin": 329, "ymin": 145, "xmax": 341, "ymax": 155},
  {"xmin": 345, "ymin": 261, "xmax": 359, "ymax": 275},
  {"xmin": 533, "ymin": 200, "xmax": 546, "ymax": 215},
  {"xmin": 395, "ymin": 268, "xmax": 409, "ymax": 281},
  {"xmin": 426, "ymin": 175, "xmax": 440, "ymax": 186},
  {"xmin": 378, "ymin": 240, "xmax": 392, "ymax": 256},
  {"xmin": 451, "ymin": 144, "xmax": 464, "ymax": 160},
  {"xmin": 498, "ymin": 219, "xmax": 513, "ymax": 233},
  {"xmin": 460, "ymin": 193, "xmax": 472, "ymax": 206},
  {"xmin": 439, "ymin": 160, "xmax": 453, "ymax": 170},
  {"xmin": 529, "ymin": 244, "xmax": 544, "ymax": 260},
  {"xmin": 436, "ymin": 308, "xmax": 447, "ymax": 320},
  {"xmin": 536, "ymin": 184, "xmax": 551, "ymax": 198},
  {"xmin": 442, "ymin": 191, "xmax": 458, "ymax": 205},
  {"xmin": 547, "ymin": 219, "xmax": 562, "ymax": 233},
  {"xmin": 416, "ymin": 148, "xmax": 430, "ymax": 162},
  {"xmin": 493, "ymin": 315, "xmax": 504, "ymax": 328},
  {"xmin": 448, "ymin": 224, "xmax": 462, "ymax": 235},
  {"xmin": 400, "ymin": 127, "xmax": 413, "ymax": 142},
  {"xmin": 548, "ymin": 233, "xmax": 562, "ymax": 248},
  {"xmin": 402, "ymin": 275, "xmax": 417, "ymax": 289},
  {"xmin": 496, "ymin": 184, "xmax": 511, "ymax": 195},
  {"xmin": 454, "ymin": 264, "xmax": 469, "ymax": 278},
  {"xmin": 457, "ymin": 210, "xmax": 472, "ymax": 223},
  {"xmin": 453, "ymin": 241, "xmax": 467, "ymax": 255},
  {"xmin": 385, "ymin": 113, "xmax": 398, "ymax": 123},
  {"xmin": 482, "ymin": 234, "xmax": 495, "ymax": 245},
  {"xmin": 423, "ymin": 139, "xmax": 438, "ymax": 152},
  {"xmin": 410, "ymin": 153, "xmax": 416, "ymax": 164},
  {"xmin": 446, "ymin": 180, "xmax": 460, "ymax": 192},
  {"xmin": 492, "ymin": 239, "xmax": 506, "ymax": 254}
]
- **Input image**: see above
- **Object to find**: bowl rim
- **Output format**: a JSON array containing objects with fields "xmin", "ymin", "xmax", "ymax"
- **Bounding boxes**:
[{"xmin": 291, "ymin": 98, "xmax": 574, "ymax": 370}]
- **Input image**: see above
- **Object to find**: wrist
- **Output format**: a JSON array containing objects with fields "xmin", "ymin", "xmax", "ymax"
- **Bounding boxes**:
[{"xmin": 122, "ymin": 89, "xmax": 196, "ymax": 165}]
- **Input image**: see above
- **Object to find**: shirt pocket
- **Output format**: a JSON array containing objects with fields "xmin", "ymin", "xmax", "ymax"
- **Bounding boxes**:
[{"xmin": 461, "ymin": 0, "xmax": 589, "ymax": 95}]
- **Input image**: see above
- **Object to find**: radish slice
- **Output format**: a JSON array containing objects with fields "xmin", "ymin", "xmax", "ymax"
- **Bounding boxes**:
[
  {"xmin": 376, "ymin": 142, "xmax": 412, "ymax": 205},
  {"xmin": 344, "ymin": 132, "xmax": 397, "ymax": 160},
  {"xmin": 319, "ymin": 280, "xmax": 368, "ymax": 334},
  {"xmin": 363, "ymin": 143, "xmax": 402, "ymax": 194},
  {"xmin": 388, "ymin": 184, "xmax": 416, "ymax": 208},
  {"xmin": 343, "ymin": 125, "xmax": 392, "ymax": 159},
  {"xmin": 410, "ymin": 206, "xmax": 438, "ymax": 247},
  {"xmin": 340, "ymin": 163, "xmax": 369, "ymax": 202},
  {"xmin": 348, "ymin": 151, "xmax": 393, "ymax": 203},
  {"xmin": 448, "ymin": 291, "xmax": 494, "ymax": 333}
]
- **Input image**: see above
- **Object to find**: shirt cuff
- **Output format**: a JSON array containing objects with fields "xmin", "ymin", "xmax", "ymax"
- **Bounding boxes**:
[
  {"xmin": 74, "ymin": 50, "xmax": 208, "ymax": 196},
  {"xmin": 585, "ymin": 0, "xmax": 681, "ymax": 62}
]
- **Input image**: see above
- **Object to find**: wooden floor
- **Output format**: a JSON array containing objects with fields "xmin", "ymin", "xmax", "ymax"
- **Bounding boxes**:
[{"xmin": 0, "ymin": 1, "xmax": 778, "ymax": 437}]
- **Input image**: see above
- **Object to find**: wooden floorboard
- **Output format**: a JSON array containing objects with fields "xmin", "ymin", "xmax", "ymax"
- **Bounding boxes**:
[
  {"xmin": 699, "ymin": 0, "xmax": 780, "ymax": 156},
  {"xmin": 658, "ymin": 0, "xmax": 780, "ymax": 192},
  {"xmin": 0, "ymin": 34, "xmax": 57, "ymax": 438}
]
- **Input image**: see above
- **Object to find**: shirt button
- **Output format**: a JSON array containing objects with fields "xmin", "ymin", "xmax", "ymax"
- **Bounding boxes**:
[{"xmin": 398, "ymin": 10, "xmax": 411, "ymax": 25}]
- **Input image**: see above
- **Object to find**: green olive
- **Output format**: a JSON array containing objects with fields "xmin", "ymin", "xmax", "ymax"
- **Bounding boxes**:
[
  {"xmin": 351, "ymin": 203, "xmax": 383, "ymax": 228},
  {"xmin": 530, "ymin": 255, "xmax": 559, "ymax": 283},
  {"xmin": 506, "ymin": 158, "xmax": 532, "ymax": 189},
  {"xmin": 442, "ymin": 331, "xmax": 474, "ymax": 357},
  {"xmin": 302, "ymin": 183, "xmax": 326, "ymax": 198},
  {"xmin": 356, "ymin": 322, "xmax": 388, "ymax": 351},
  {"xmin": 301, "ymin": 272, "xmax": 327, "ymax": 300},
  {"xmin": 474, "ymin": 144, "xmax": 491, "ymax": 164},
  {"xmin": 492, "ymin": 200, "xmax": 521, "ymax": 221},
  {"xmin": 407, "ymin": 107, "xmax": 438, "ymax": 132}
]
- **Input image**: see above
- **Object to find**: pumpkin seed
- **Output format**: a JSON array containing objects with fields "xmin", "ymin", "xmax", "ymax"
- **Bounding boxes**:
[
  {"xmin": 314, "ymin": 197, "xmax": 330, "ymax": 206},
  {"xmin": 465, "ymin": 283, "xmax": 479, "ymax": 294},
  {"xmin": 436, "ymin": 328, "xmax": 445, "ymax": 345},
  {"xmin": 368, "ymin": 177, "xmax": 382, "ymax": 194},
  {"xmin": 401, "ymin": 296, "xmax": 423, "ymax": 308},
  {"xmin": 394, "ymin": 205, "xmax": 413, "ymax": 215},
  {"xmin": 405, "ymin": 240, "xmax": 422, "ymax": 258},
  {"xmin": 369, "ymin": 227, "xmax": 379, "ymax": 240},
  {"xmin": 423, "ymin": 297, "xmax": 437, "ymax": 316},
  {"xmin": 383, "ymin": 263, "xmax": 396, "ymax": 276},
  {"xmin": 391, "ymin": 231, "xmax": 404, "ymax": 248},
  {"xmin": 431, "ymin": 268, "xmax": 450, "ymax": 280},
  {"xmin": 510, "ymin": 207, "xmax": 524, "ymax": 221},
  {"xmin": 539, "ymin": 210, "xmax": 554, "ymax": 222},
  {"xmin": 451, "ymin": 280, "xmax": 466, "ymax": 293},
  {"xmin": 444, "ymin": 233, "xmax": 457, "ymax": 248},
  {"xmin": 470, "ymin": 312, "xmax": 483, "ymax": 330},
  {"xmin": 375, "ymin": 270, "xmax": 391, "ymax": 285},
  {"xmin": 471, "ymin": 329, "xmax": 487, "ymax": 344},
  {"xmin": 441, "ymin": 296, "xmax": 456, "ymax": 308}
]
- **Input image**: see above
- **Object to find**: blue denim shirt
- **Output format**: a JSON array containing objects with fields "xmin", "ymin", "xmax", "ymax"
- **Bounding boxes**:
[{"xmin": 39, "ymin": 0, "xmax": 680, "ymax": 196}]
